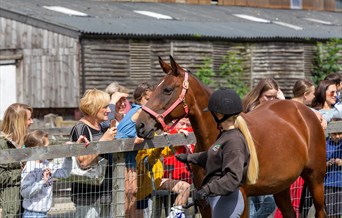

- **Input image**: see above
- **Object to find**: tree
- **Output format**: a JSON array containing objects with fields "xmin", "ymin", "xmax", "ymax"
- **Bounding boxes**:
[
  {"xmin": 196, "ymin": 52, "xmax": 249, "ymax": 98},
  {"xmin": 218, "ymin": 51, "xmax": 249, "ymax": 98},
  {"xmin": 195, "ymin": 58, "xmax": 215, "ymax": 85},
  {"xmin": 312, "ymin": 38, "xmax": 342, "ymax": 86}
]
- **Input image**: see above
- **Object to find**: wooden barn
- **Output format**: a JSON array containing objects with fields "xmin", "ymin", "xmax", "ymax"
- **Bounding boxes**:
[{"xmin": 0, "ymin": 0, "xmax": 341, "ymax": 118}]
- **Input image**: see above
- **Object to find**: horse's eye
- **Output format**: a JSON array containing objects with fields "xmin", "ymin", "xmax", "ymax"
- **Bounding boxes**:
[{"xmin": 163, "ymin": 87, "xmax": 173, "ymax": 95}]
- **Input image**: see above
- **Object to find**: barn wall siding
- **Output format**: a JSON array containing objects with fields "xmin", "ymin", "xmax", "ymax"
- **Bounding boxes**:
[
  {"xmin": 82, "ymin": 38, "xmax": 322, "ymax": 98},
  {"xmin": 250, "ymin": 42, "xmax": 306, "ymax": 96},
  {"xmin": 0, "ymin": 17, "xmax": 80, "ymax": 108},
  {"xmin": 2, "ymin": 17, "xmax": 339, "ymax": 110}
]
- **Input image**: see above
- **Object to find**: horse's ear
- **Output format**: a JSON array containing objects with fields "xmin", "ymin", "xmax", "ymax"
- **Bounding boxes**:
[
  {"xmin": 159, "ymin": 56, "xmax": 172, "ymax": 74},
  {"xmin": 169, "ymin": 55, "xmax": 181, "ymax": 76}
]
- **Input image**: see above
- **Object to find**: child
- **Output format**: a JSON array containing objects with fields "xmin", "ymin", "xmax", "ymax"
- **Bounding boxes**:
[
  {"xmin": 325, "ymin": 119, "xmax": 342, "ymax": 217},
  {"xmin": 20, "ymin": 130, "xmax": 87, "ymax": 217},
  {"xmin": 164, "ymin": 118, "xmax": 194, "ymax": 184}
]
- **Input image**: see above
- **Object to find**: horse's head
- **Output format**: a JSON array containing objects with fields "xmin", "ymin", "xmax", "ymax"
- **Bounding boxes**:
[{"xmin": 136, "ymin": 56, "xmax": 193, "ymax": 139}]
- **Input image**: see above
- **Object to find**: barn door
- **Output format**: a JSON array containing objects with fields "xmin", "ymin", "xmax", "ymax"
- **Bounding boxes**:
[{"xmin": 0, "ymin": 61, "xmax": 16, "ymax": 119}]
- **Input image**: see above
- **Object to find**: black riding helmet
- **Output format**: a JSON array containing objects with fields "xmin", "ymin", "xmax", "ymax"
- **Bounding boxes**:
[{"xmin": 205, "ymin": 88, "xmax": 242, "ymax": 124}]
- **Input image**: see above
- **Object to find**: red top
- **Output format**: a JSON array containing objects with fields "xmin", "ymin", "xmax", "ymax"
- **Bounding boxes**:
[{"xmin": 163, "ymin": 127, "xmax": 194, "ymax": 184}]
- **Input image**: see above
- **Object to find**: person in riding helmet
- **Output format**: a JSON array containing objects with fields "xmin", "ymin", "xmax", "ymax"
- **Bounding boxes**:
[{"xmin": 176, "ymin": 88, "xmax": 259, "ymax": 218}]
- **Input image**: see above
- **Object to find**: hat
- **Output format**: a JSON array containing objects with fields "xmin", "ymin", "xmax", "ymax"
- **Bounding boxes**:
[
  {"xmin": 204, "ymin": 88, "xmax": 242, "ymax": 116},
  {"xmin": 326, "ymin": 120, "xmax": 342, "ymax": 134}
]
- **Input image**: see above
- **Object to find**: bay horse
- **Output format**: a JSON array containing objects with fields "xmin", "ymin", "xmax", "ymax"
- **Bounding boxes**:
[{"xmin": 136, "ymin": 56, "xmax": 327, "ymax": 218}]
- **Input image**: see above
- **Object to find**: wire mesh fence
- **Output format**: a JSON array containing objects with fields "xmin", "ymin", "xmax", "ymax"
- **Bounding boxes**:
[{"xmin": 0, "ymin": 128, "xmax": 341, "ymax": 218}]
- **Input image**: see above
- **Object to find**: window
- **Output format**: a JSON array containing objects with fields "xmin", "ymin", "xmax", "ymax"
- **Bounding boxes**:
[
  {"xmin": 291, "ymin": 0, "xmax": 302, "ymax": 9},
  {"xmin": 0, "ymin": 61, "xmax": 16, "ymax": 118}
]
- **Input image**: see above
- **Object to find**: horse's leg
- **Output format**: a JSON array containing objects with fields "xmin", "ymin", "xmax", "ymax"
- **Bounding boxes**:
[
  {"xmin": 302, "ymin": 171, "xmax": 327, "ymax": 218},
  {"xmin": 274, "ymin": 188, "xmax": 296, "ymax": 218},
  {"xmin": 307, "ymin": 181, "xmax": 326, "ymax": 218}
]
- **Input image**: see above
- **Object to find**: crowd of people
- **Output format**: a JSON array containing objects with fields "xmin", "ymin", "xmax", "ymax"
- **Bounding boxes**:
[{"xmin": 0, "ymin": 72, "xmax": 341, "ymax": 218}]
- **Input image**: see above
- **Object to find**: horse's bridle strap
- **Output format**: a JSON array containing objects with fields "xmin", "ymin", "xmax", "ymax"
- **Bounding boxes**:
[{"xmin": 142, "ymin": 72, "xmax": 189, "ymax": 132}]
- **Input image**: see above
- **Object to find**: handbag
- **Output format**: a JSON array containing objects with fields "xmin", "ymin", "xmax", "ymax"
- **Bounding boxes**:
[
  {"xmin": 69, "ymin": 156, "xmax": 108, "ymax": 186},
  {"xmin": 66, "ymin": 121, "xmax": 108, "ymax": 186}
]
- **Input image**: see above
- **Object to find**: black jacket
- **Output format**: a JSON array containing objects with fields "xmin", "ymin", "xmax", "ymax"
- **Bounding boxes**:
[{"xmin": 188, "ymin": 129, "xmax": 250, "ymax": 196}]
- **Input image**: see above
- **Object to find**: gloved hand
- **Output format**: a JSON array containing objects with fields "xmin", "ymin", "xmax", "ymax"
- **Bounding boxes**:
[
  {"xmin": 175, "ymin": 154, "xmax": 188, "ymax": 164},
  {"xmin": 194, "ymin": 189, "xmax": 207, "ymax": 202}
]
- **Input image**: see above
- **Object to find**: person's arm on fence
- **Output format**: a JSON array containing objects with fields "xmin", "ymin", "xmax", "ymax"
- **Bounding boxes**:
[
  {"xmin": 50, "ymin": 157, "xmax": 72, "ymax": 179},
  {"xmin": 77, "ymin": 127, "xmax": 116, "ymax": 168},
  {"xmin": 53, "ymin": 135, "xmax": 89, "ymax": 176}
]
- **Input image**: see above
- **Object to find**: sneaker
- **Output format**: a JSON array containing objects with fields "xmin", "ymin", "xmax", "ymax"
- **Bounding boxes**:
[{"xmin": 167, "ymin": 205, "xmax": 185, "ymax": 218}]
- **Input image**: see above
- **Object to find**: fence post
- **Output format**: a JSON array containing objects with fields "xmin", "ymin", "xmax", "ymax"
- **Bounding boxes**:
[{"xmin": 113, "ymin": 153, "xmax": 126, "ymax": 218}]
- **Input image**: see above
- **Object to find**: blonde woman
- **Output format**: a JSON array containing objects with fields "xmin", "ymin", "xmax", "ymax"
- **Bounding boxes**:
[
  {"xmin": 176, "ymin": 88, "xmax": 258, "ymax": 218},
  {"xmin": 69, "ymin": 89, "xmax": 117, "ymax": 218},
  {"xmin": 0, "ymin": 103, "xmax": 33, "ymax": 217}
]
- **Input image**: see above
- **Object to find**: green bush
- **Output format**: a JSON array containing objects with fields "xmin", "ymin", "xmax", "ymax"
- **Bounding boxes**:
[
  {"xmin": 312, "ymin": 38, "xmax": 342, "ymax": 86},
  {"xmin": 195, "ymin": 51, "xmax": 249, "ymax": 98},
  {"xmin": 195, "ymin": 58, "xmax": 215, "ymax": 86}
]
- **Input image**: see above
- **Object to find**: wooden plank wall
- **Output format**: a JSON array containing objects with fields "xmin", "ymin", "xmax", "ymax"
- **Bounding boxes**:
[
  {"xmin": 82, "ymin": 39, "xmax": 215, "ymax": 96},
  {"xmin": 82, "ymin": 38, "xmax": 320, "ymax": 99},
  {"xmin": 250, "ymin": 42, "xmax": 306, "ymax": 97},
  {"xmin": 82, "ymin": 39, "xmax": 130, "ymax": 89},
  {"xmin": 0, "ymin": 17, "xmax": 80, "ymax": 108}
]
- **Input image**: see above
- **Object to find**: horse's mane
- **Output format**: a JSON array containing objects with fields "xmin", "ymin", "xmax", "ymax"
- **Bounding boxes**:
[{"xmin": 187, "ymin": 70, "xmax": 213, "ymax": 95}]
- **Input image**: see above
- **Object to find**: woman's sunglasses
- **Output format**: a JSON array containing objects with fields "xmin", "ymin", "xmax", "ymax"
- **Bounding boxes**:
[{"xmin": 327, "ymin": 91, "xmax": 338, "ymax": 97}]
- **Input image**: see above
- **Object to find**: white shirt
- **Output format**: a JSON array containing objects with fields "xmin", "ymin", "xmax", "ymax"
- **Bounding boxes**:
[{"xmin": 21, "ymin": 158, "xmax": 72, "ymax": 212}]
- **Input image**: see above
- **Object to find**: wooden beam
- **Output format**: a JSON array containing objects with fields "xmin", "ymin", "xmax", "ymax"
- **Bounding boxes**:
[{"xmin": 0, "ymin": 133, "xmax": 196, "ymax": 164}]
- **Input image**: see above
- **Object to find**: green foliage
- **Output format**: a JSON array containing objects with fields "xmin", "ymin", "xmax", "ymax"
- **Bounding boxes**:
[
  {"xmin": 218, "ymin": 51, "xmax": 250, "ymax": 98},
  {"xmin": 195, "ymin": 52, "xmax": 249, "ymax": 98},
  {"xmin": 312, "ymin": 38, "xmax": 342, "ymax": 86},
  {"xmin": 195, "ymin": 58, "xmax": 215, "ymax": 85}
]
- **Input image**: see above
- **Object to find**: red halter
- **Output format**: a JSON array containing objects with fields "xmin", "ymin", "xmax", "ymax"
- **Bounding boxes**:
[{"xmin": 142, "ymin": 72, "xmax": 189, "ymax": 132}]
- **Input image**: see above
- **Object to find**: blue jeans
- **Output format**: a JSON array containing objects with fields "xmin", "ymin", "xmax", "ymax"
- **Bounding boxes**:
[
  {"xmin": 250, "ymin": 195, "xmax": 276, "ymax": 218},
  {"xmin": 23, "ymin": 209, "xmax": 47, "ymax": 218}
]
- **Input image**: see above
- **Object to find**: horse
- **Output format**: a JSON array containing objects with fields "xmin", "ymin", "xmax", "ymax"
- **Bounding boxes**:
[{"xmin": 136, "ymin": 56, "xmax": 327, "ymax": 218}]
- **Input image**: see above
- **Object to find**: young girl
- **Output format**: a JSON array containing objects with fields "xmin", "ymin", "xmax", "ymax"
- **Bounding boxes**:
[
  {"xmin": 176, "ymin": 88, "xmax": 258, "ymax": 218},
  {"xmin": 21, "ymin": 130, "xmax": 86, "ymax": 217}
]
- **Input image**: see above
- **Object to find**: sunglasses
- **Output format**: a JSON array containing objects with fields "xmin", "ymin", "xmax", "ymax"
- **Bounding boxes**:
[{"xmin": 327, "ymin": 91, "xmax": 337, "ymax": 97}]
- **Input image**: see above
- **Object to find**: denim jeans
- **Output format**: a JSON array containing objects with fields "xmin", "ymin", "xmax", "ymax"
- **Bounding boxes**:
[
  {"xmin": 250, "ymin": 195, "xmax": 276, "ymax": 218},
  {"xmin": 23, "ymin": 209, "xmax": 47, "ymax": 218}
]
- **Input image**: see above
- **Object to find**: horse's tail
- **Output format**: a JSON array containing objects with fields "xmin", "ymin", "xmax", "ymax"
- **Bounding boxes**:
[{"xmin": 235, "ymin": 116, "xmax": 259, "ymax": 184}]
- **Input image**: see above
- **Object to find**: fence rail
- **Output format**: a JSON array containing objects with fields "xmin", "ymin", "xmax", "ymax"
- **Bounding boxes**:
[{"xmin": 0, "ymin": 133, "xmax": 196, "ymax": 164}]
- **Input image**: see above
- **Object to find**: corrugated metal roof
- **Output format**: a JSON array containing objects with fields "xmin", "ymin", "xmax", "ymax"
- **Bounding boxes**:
[{"xmin": 0, "ymin": 0, "xmax": 341, "ymax": 40}]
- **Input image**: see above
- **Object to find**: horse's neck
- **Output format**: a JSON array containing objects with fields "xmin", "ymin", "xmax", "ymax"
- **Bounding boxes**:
[{"xmin": 188, "ymin": 81, "xmax": 219, "ymax": 152}]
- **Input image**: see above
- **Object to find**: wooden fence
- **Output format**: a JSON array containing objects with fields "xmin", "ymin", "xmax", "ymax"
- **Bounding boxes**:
[
  {"xmin": 1, "ymin": 121, "xmax": 342, "ymax": 217},
  {"xmin": 0, "ymin": 130, "xmax": 196, "ymax": 217}
]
